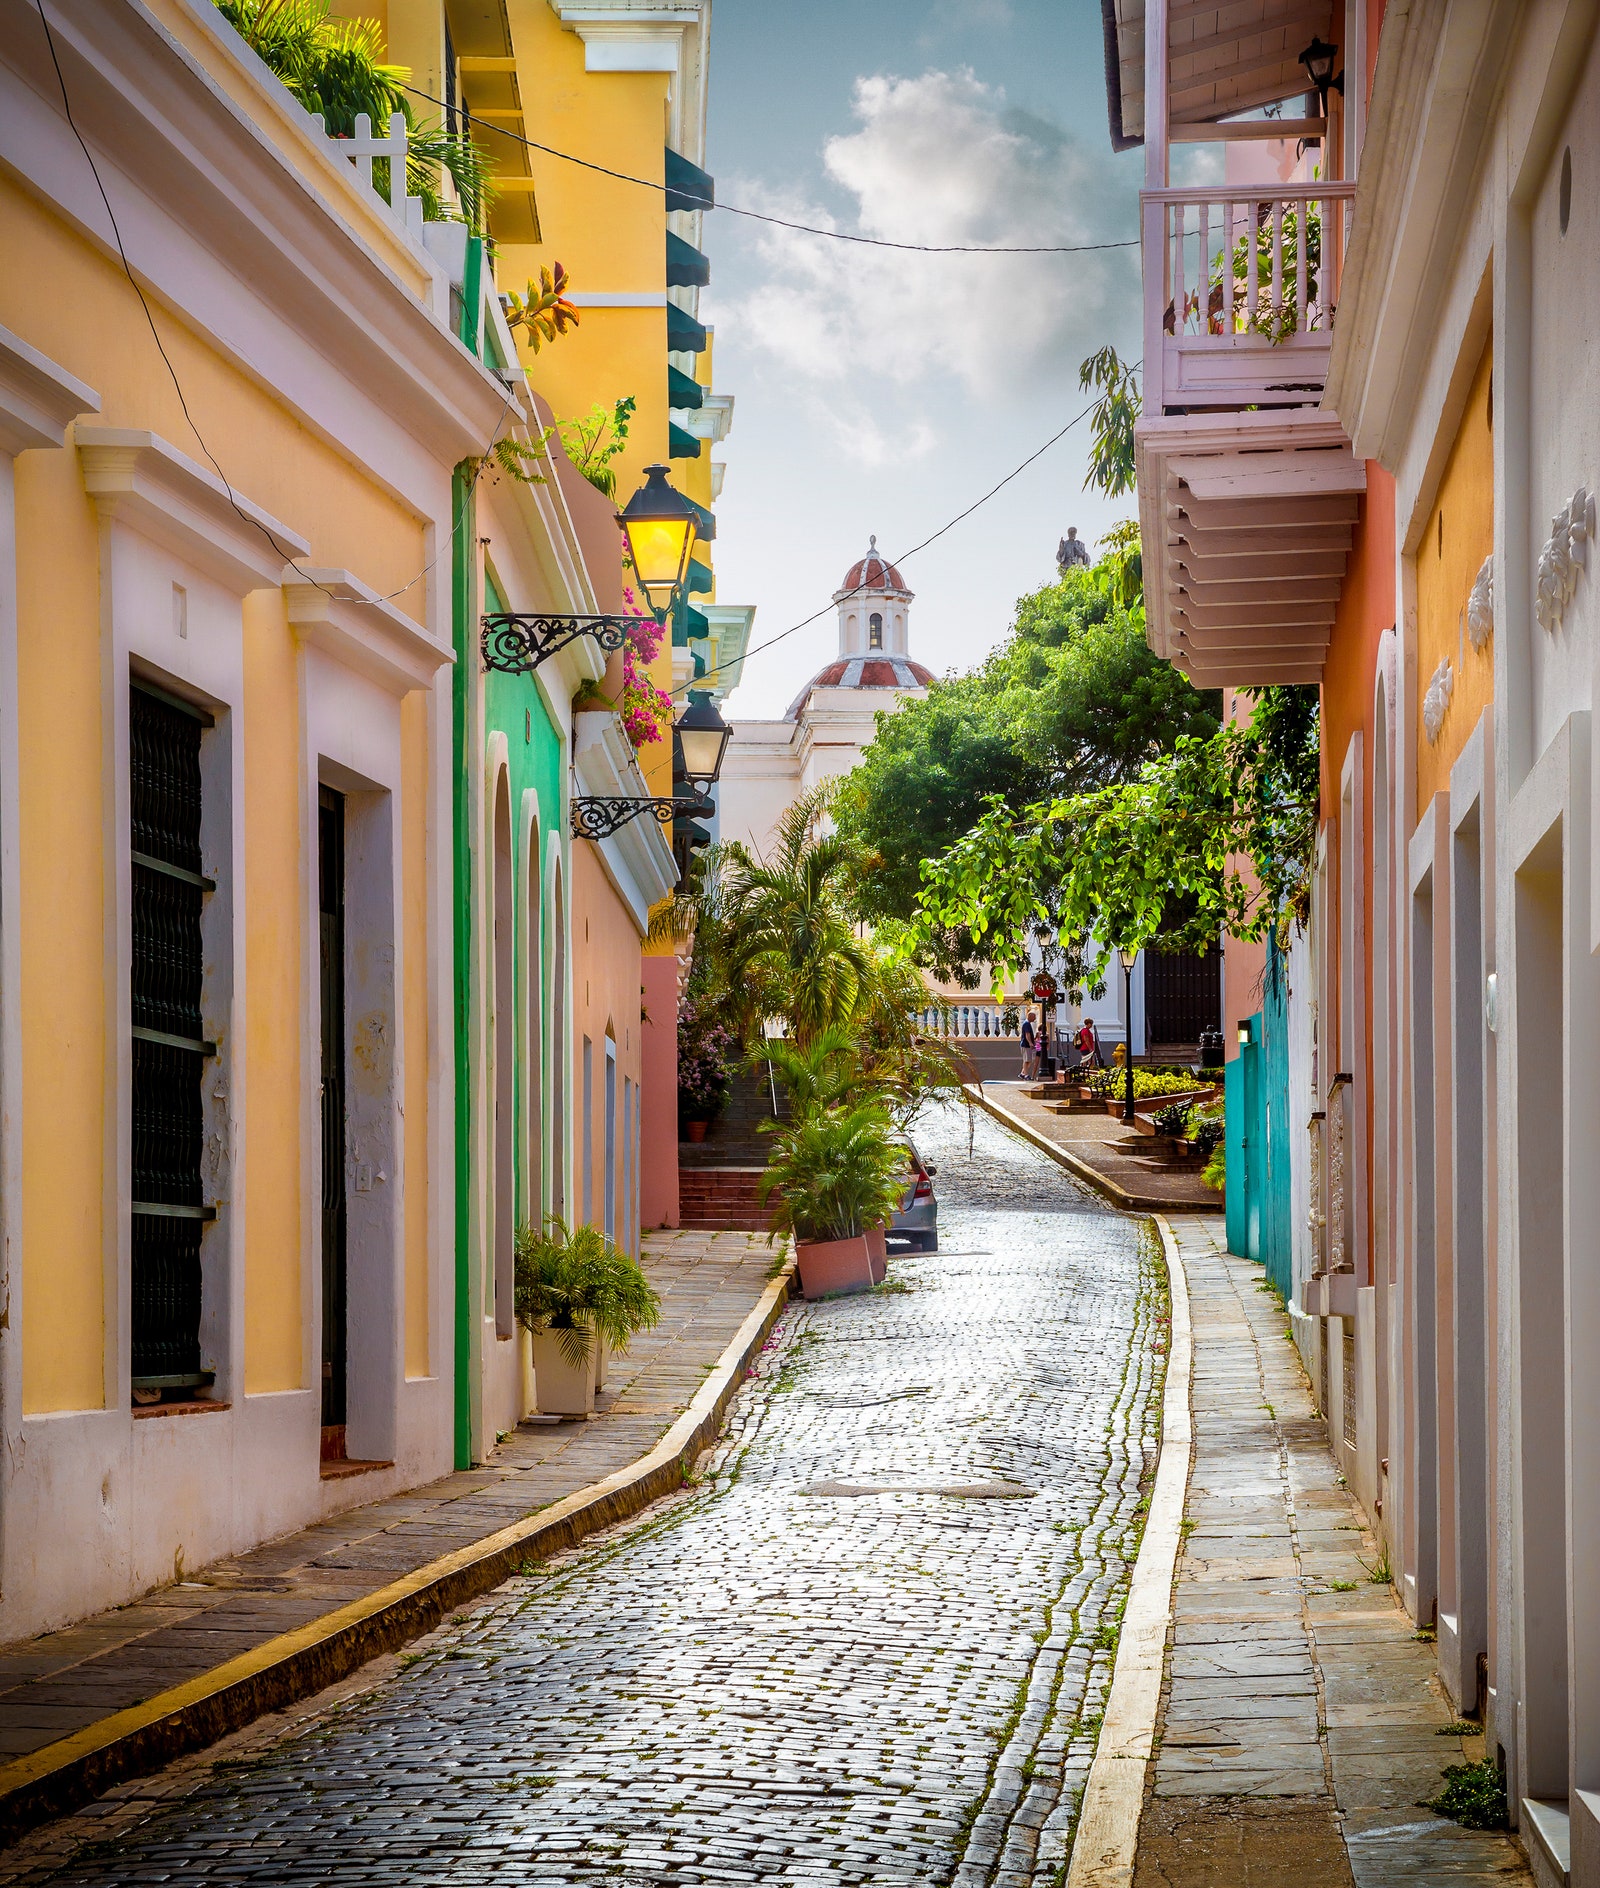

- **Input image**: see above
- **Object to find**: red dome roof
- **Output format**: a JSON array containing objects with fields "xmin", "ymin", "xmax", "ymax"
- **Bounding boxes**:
[
  {"xmin": 785, "ymin": 654, "xmax": 934, "ymax": 720},
  {"xmin": 839, "ymin": 535, "xmax": 911, "ymax": 597}
]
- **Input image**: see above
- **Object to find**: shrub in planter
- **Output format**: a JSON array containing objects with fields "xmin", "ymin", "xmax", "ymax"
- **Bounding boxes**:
[
  {"xmin": 677, "ymin": 996, "xmax": 735, "ymax": 1128},
  {"xmin": 1152, "ymin": 1100, "xmax": 1193, "ymax": 1140},
  {"xmin": 514, "ymin": 1219, "xmax": 661, "ymax": 1413},
  {"xmin": 759, "ymin": 1101, "xmax": 906, "ymax": 1300}
]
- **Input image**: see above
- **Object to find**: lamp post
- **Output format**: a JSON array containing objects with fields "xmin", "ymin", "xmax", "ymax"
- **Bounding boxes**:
[
  {"xmin": 1119, "ymin": 946, "xmax": 1139, "ymax": 1126},
  {"xmin": 482, "ymin": 463, "xmax": 699, "ymax": 673}
]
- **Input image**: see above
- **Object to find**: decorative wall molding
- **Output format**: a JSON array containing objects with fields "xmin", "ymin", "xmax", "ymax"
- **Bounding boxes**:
[
  {"xmin": 1423, "ymin": 655, "xmax": 1454, "ymax": 742},
  {"xmin": 1534, "ymin": 487, "xmax": 1593, "ymax": 633},
  {"xmin": 78, "ymin": 427, "xmax": 308, "ymax": 591},
  {"xmin": 1466, "ymin": 553, "xmax": 1494, "ymax": 650},
  {"xmin": 284, "ymin": 567, "xmax": 453, "ymax": 695},
  {"xmin": 0, "ymin": 324, "xmax": 98, "ymax": 457}
]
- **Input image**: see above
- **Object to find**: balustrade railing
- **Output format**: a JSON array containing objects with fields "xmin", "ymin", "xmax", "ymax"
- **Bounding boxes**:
[{"xmin": 1143, "ymin": 181, "xmax": 1356, "ymax": 408}]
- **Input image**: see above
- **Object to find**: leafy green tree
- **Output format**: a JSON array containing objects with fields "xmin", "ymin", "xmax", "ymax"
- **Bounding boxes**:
[
  {"xmin": 837, "ymin": 552, "xmax": 1218, "ymax": 982},
  {"xmin": 908, "ymin": 686, "xmax": 1320, "ymax": 988}
]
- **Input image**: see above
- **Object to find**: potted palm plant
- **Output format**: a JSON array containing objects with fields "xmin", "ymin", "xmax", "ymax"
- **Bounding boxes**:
[
  {"xmin": 514, "ymin": 1219, "xmax": 661, "ymax": 1416},
  {"xmin": 759, "ymin": 1100, "xmax": 907, "ymax": 1300}
]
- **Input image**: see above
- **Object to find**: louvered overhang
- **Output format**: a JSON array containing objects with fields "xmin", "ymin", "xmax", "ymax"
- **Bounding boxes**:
[
  {"xmin": 1139, "ymin": 416, "xmax": 1363, "ymax": 686},
  {"xmin": 1103, "ymin": 0, "xmax": 1337, "ymax": 149}
]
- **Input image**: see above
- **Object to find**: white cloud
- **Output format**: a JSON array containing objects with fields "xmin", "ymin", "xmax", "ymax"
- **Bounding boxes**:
[{"xmin": 714, "ymin": 69, "xmax": 1136, "ymax": 403}]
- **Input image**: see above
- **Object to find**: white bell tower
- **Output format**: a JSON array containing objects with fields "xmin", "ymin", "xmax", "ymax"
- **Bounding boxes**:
[{"xmin": 833, "ymin": 535, "xmax": 913, "ymax": 658}]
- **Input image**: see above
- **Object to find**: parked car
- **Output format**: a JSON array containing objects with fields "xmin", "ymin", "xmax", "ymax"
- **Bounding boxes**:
[{"xmin": 889, "ymin": 1141, "xmax": 939, "ymax": 1252}]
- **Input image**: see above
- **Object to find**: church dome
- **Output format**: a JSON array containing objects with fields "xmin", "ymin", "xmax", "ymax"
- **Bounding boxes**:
[
  {"xmin": 837, "ymin": 535, "xmax": 912, "ymax": 598},
  {"xmin": 784, "ymin": 654, "xmax": 934, "ymax": 721}
]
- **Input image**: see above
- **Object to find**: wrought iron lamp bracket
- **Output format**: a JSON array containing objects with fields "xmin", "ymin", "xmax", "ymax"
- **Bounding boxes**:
[
  {"xmin": 570, "ymin": 794, "xmax": 713, "ymax": 842},
  {"xmin": 481, "ymin": 612, "xmax": 642, "ymax": 674}
]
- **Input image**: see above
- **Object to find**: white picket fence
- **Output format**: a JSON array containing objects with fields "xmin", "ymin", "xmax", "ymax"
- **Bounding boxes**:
[{"xmin": 312, "ymin": 110, "xmax": 425, "ymax": 235}]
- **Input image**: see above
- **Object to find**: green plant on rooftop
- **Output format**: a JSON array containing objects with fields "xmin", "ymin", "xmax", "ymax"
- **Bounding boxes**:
[
  {"xmin": 558, "ymin": 396, "xmax": 637, "ymax": 499},
  {"xmin": 216, "ymin": 0, "xmax": 493, "ymax": 230}
]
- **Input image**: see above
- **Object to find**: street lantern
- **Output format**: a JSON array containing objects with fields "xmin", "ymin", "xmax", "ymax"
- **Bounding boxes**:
[
  {"xmin": 483, "ymin": 461, "xmax": 701, "ymax": 674},
  {"xmin": 674, "ymin": 692, "xmax": 731, "ymax": 788},
  {"xmin": 1118, "ymin": 946, "xmax": 1139, "ymax": 1127},
  {"xmin": 1298, "ymin": 35, "xmax": 1343, "ymax": 116},
  {"xmin": 618, "ymin": 463, "xmax": 698, "ymax": 617}
]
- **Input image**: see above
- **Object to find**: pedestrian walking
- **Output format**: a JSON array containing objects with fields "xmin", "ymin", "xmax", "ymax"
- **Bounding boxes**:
[
  {"xmin": 1019, "ymin": 1008, "xmax": 1038, "ymax": 1079},
  {"xmin": 1077, "ymin": 1016, "xmax": 1103, "ymax": 1069}
]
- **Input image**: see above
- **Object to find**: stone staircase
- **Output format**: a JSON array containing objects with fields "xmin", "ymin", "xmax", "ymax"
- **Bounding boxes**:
[
  {"xmin": 678, "ymin": 1166, "xmax": 770, "ymax": 1232},
  {"xmin": 677, "ymin": 1070, "xmax": 782, "ymax": 1230}
]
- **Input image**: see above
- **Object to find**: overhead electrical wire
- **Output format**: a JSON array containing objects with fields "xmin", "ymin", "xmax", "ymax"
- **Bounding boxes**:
[
  {"xmin": 35, "ymin": 2, "xmax": 1131, "ymax": 674},
  {"xmin": 671, "ymin": 380, "xmax": 1133, "ymax": 701},
  {"xmin": 397, "ymin": 81, "xmax": 1138, "ymax": 256}
]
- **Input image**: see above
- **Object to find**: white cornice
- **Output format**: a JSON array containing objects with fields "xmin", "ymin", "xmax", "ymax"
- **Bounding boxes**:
[
  {"xmin": 77, "ymin": 426, "xmax": 309, "ymax": 591},
  {"xmin": 572, "ymin": 711, "xmax": 679, "ymax": 929},
  {"xmin": 675, "ymin": 393, "xmax": 733, "ymax": 442},
  {"xmin": 283, "ymin": 567, "xmax": 453, "ymax": 696},
  {"xmin": 0, "ymin": 324, "xmax": 99, "ymax": 457}
]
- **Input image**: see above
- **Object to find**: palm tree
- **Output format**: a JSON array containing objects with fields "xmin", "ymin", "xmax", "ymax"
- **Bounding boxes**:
[{"xmin": 721, "ymin": 786, "xmax": 875, "ymax": 1047}]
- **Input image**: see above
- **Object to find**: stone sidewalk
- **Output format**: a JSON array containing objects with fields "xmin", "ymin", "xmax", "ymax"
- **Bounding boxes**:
[
  {"xmin": 977, "ymin": 1083, "xmax": 1221, "ymax": 1214},
  {"xmin": 0, "ymin": 1230, "xmax": 777, "ymax": 1797},
  {"xmin": 1134, "ymin": 1216, "xmax": 1530, "ymax": 1887}
]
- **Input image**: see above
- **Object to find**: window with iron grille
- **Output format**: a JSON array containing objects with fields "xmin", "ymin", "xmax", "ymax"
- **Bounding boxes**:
[{"xmin": 129, "ymin": 681, "xmax": 216, "ymax": 1401}]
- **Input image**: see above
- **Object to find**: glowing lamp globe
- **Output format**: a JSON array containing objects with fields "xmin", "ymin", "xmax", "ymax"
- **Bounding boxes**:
[{"xmin": 618, "ymin": 464, "xmax": 698, "ymax": 616}]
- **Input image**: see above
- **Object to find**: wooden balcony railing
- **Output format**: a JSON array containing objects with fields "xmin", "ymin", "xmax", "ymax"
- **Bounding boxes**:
[{"xmin": 1142, "ymin": 181, "xmax": 1357, "ymax": 413}]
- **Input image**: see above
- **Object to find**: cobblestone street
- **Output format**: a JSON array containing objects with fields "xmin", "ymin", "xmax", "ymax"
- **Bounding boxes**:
[{"xmin": 6, "ymin": 1107, "xmax": 1162, "ymax": 1888}]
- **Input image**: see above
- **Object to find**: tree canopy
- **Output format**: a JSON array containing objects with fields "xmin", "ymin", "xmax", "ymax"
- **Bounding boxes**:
[
  {"xmin": 836, "ymin": 548, "xmax": 1220, "ymax": 983},
  {"xmin": 907, "ymin": 683, "xmax": 1320, "ymax": 990}
]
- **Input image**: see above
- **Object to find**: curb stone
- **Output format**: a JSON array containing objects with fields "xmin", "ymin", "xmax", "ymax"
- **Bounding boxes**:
[
  {"xmin": 0, "ymin": 1252, "xmax": 796, "ymax": 1846},
  {"xmin": 1066, "ymin": 1213, "xmax": 1193, "ymax": 1888}
]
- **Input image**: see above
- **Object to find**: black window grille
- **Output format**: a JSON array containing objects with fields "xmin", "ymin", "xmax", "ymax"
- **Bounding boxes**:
[{"xmin": 129, "ymin": 682, "xmax": 216, "ymax": 1398}]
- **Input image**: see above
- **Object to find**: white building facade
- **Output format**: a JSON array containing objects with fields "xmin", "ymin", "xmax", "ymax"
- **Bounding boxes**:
[{"xmin": 718, "ymin": 540, "xmax": 932, "ymax": 856}]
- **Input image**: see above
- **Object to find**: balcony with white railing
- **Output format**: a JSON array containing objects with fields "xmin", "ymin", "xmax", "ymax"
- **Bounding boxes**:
[
  {"xmin": 1106, "ymin": 0, "xmax": 1369, "ymax": 687},
  {"xmin": 1145, "ymin": 180, "xmax": 1356, "ymax": 414}
]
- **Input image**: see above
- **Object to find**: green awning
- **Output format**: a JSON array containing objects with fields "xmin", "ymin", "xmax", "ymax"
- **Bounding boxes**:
[
  {"xmin": 685, "ymin": 495, "xmax": 715, "ymax": 543},
  {"xmin": 667, "ymin": 302, "xmax": 708, "ymax": 353},
  {"xmin": 669, "ymin": 422, "xmax": 702, "ymax": 459},
  {"xmin": 685, "ymin": 606, "xmax": 710, "ymax": 640},
  {"xmin": 668, "ymin": 364, "xmax": 704, "ymax": 410},
  {"xmin": 666, "ymin": 230, "xmax": 710, "ymax": 287},
  {"xmin": 687, "ymin": 557, "xmax": 714, "ymax": 596},
  {"xmin": 664, "ymin": 147, "xmax": 714, "ymax": 212}
]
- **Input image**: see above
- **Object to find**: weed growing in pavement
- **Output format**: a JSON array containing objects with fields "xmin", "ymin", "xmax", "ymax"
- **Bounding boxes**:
[
  {"xmin": 1327, "ymin": 1579, "xmax": 1359, "ymax": 1592},
  {"xmin": 1360, "ymin": 1547, "xmax": 1393, "ymax": 1585},
  {"xmin": 1425, "ymin": 1760, "xmax": 1508, "ymax": 1829},
  {"xmin": 1437, "ymin": 1722, "xmax": 1480, "ymax": 1737},
  {"xmin": 874, "ymin": 1276, "xmax": 914, "ymax": 1295},
  {"xmin": 1413, "ymin": 1625, "xmax": 1437, "ymax": 1642}
]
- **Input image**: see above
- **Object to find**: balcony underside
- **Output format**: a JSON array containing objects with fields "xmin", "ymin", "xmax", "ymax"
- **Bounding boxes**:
[{"xmin": 1138, "ymin": 411, "xmax": 1363, "ymax": 688}]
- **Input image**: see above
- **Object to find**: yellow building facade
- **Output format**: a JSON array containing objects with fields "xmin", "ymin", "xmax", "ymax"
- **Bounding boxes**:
[{"xmin": 0, "ymin": 0, "xmax": 552, "ymax": 1635}]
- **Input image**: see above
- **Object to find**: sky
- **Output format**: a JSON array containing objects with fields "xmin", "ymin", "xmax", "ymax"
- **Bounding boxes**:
[{"xmin": 700, "ymin": 0, "xmax": 1146, "ymax": 718}]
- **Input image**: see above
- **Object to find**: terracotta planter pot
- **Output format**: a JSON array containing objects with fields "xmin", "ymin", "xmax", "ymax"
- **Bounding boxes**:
[
  {"xmin": 683, "ymin": 1119, "xmax": 709, "ymax": 1143},
  {"xmin": 532, "ymin": 1331, "xmax": 596, "ymax": 1417},
  {"xmin": 795, "ymin": 1232, "xmax": 878, "ymax": 1301},
  {"xmin": 865, "ymin": 1225, "xmax": 888, "ymax": 1284}
]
